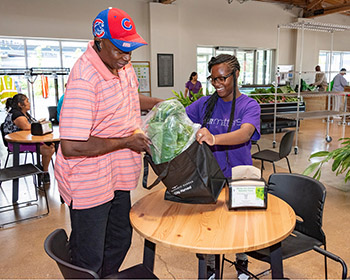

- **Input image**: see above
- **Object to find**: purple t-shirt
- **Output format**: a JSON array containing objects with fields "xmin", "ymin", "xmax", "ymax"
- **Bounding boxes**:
[
  {"xmin": 185, "ymin": 80, "xmax": 202, "ymax": 96},
  {"xmin": 186, "ymin": 94, "xmax": 261, "ymax": 178}
]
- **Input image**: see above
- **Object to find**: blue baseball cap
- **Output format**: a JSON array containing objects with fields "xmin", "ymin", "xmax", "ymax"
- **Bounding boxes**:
[{"xmin": 92, "ymin": 7, "xmax": 147, "ymax": 52}]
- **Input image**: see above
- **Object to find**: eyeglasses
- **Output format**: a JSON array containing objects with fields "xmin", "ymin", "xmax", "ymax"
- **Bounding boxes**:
[{"xmin": 207, "ymin": 72, "xmax": 233, "ymax": 84}]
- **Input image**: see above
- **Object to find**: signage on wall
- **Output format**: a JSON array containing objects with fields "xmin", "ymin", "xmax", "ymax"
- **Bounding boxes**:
[
  {"xmin": 132, "ymin": 61, "xmax": 151, "ymax": 96},
  {"xmin": 157, "ymin": 54, "xmax": 174, "ymax": 87}
]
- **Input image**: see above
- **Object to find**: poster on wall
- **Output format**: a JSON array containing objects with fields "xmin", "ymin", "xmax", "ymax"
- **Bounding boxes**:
[
  {"xmin": 157, "ymin": 54, "xmax": 174, "ymax": 87},
  {"xmin": 132, "ymin": 61, "xmax": 151, "ymax": 96}
]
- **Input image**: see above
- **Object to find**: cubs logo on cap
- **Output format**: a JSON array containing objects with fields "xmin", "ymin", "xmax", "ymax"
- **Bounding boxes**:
[
  {"xmin": 93, "ymin": 19, "xmax": 105, "ymax": 38},
  {"xmin": 92, "ymin": 7, "xmax": 147, "ymax": 52}
]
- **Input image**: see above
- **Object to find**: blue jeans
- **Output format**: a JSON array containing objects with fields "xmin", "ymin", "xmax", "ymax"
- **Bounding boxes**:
[{"xmin": 69, "ymin": 190, "xmax": 132, "ymax": 277}]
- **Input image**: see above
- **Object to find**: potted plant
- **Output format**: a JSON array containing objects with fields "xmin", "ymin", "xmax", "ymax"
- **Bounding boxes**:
[
  {"xmin": 169, "ymin": 88, "xmax": 209, "ymax": 107},
  {"xmin": 303, "ymin": 137, "xmax": 350, "ymax": 182}
]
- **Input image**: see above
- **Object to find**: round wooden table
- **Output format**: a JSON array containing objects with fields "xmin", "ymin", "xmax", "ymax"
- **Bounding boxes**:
[
  {"xmin": 130, "ymin": 188, "xmax": 296, "ymax": 279},
  {"xmin": 5, "ymin": 128, "xmax": 60, "ymax": 144},
  {"xmin": 5, "ymin": 128, "xmax": 60, "ymax": 202}
]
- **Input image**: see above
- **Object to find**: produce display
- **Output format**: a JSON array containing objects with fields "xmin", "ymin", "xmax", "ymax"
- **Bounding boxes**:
[
  {"xmin": 142, "ymin": 99, "xmax": 200, "ymax": 164},
  {"xmin": 248, "ymin": 85, "xmax": 299, "ymax": 103}
]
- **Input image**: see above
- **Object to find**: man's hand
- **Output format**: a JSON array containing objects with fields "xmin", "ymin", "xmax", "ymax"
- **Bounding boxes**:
[{"xmin": 125, "ymin": 133, "xmax": 152, "ymax": 154}]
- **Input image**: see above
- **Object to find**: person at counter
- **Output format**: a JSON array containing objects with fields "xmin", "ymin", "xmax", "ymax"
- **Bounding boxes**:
[
  {"xmin": 331, "ymin": 68, "xmax": 348, "ymax": 113},
  {"xmin": 186, "ymin": 54, "xmax": 261, "ymax": 279},
  {"xmin": 2, "ymin": 94, "xmax": 55, "ymax": 183},
  {"xmin": 54, "ymin": 7, "xmax": 162, "ymax": 278},
  {"xmin": 311, "ymin": 65, "xmax": 328, "ymax": 91}
]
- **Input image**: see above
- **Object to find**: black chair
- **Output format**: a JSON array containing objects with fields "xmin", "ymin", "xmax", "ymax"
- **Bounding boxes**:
[
  {"xmin": 252, "ymin": 130, "xmax": 295, "ymax": 175},
  {"xmin": 0, "ymin": 122, "xmax": 35, "ymax": 168},
  {"xmin": 244, "ymin": 173, "xmax": 328, "ymax": 279},
  {"xmin": 44, "ymin": 228, "xmax": 158, "ymax": 279},
  {"xmin": 48, "ymin": 106, "xmax": 59, "ymax": 125},
  {"xmin": 313, "ymin": 246, "xmax": 348, "ymax": 280},
  {"xmin": 251, "ymin": 140, "xmax": 261, "ymax": 152},
  {"xmin": 0, "ymin": 163, "xmax": 49, "ymax": 228}
]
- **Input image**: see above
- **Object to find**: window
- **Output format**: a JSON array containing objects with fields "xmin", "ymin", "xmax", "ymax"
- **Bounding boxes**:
[
  {"xmin": 319, "ymin": 50, "xmax": 350, "ymax": 81},
  {"xmin": 0, "ymin": 38, "xmax": 26, "ymax": 68},
  {"xmin": 62, "ymin": 41, "xmax": 87, "ymax": 69},
  {"xmin": 0, "ymin": 37, "xmax": 88, "ymax": 119},
  {"xmin": 197, "ymin": 47, "xmax": 214, "ymax": 94},
  {"xmin": 197, "ymin": 46, "xmax": 274, "ymax": 94}
]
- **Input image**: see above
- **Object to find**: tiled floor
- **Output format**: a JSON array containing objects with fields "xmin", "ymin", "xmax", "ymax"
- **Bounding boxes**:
[{"xmin": 0, "ymin": 119, "xmax": 349, "ymax": 279}]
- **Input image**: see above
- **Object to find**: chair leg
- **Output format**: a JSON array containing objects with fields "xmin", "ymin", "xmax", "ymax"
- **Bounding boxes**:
[
  {"xmin": 31, "ymin": 152, "xmax": 35, "ymax": 165},
  {"xmin": 260, "ymin": 160, "xmax": 265, "ymax": 176},
  {"xmin": 221, "ymin": 254, "xmax": 225, "ymax": 278},
  {"xmin": 272, "ymin": 162, "xmax": 276, "ymax": 173},
  {"xmin": 4, "ymin": 154, "xmax": 9, "ymax": 168},
  {"xmin": 24, "ymin": 151, "xmax": 28, "ymax": 164},
  {"xmin": 285, "ymin": 157, "xmax": 292, "ymax": 173},
  {"xmin": 324, "ymin": 244, "xmax": 328, "ymax": 280}
]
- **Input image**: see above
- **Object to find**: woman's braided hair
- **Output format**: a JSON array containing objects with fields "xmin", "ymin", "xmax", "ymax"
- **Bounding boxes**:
[{"xmin": 203, "ymin": 54, "xmax": 240, "ymax": 133}]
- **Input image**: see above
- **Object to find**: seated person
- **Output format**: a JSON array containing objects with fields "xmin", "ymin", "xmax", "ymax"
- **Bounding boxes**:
[{"xmin": 3, "ymin": 93, "xmax": 55, "ymax": 183}]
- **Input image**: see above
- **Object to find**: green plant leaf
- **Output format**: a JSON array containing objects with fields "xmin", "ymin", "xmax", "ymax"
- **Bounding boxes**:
[
  {"xmin": 303, "ymin": 162, "xmax": 322, "ymax": 176},
  {"xmin": 332, "ymin": 156, "xmax": 343, "ymax": 172},
  {"xmin": 309, "ymin": 151, "xmax": 329, "ymax": 159},
  {"xmin": 179, "ymin": 91, "xmax": 184, "ymax": 99},
  {"xmin": 345, "ymin": 169, "xmax": 350, "ymax": 183},
  {"xmin": 314, "ymin": 168, "xmax": 322, "ymax": 180}
]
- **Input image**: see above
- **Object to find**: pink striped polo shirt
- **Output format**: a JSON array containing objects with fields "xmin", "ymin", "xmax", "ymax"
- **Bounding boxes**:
[{"xmin": 54, "ymin": 41, "xmax": 142, "ymax": 209}]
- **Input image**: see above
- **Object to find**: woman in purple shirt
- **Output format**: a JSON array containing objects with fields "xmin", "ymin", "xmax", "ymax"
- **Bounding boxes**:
[
  {"xmin": 186, "ymin": 54, "xmax": 260, "ymax": 279},
  {"xmin": 184, "ymin": 71, "xmax": 202, "ymax": 98}
]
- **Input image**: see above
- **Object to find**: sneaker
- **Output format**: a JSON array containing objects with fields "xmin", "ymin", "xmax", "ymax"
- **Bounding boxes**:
[
  {"xmin": 207, "ymin": 266, "xmax": 215, "ymax": 280},
  {"xmin": 236, "ymin": 259, "xmax": 250, "ymax": 280}
]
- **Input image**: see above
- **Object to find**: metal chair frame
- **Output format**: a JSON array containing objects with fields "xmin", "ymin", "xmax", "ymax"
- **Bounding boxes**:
[
  {"xmin": 44, "ymin": 228, "xmax": 158, "ymax": 279},
  {"xmin": 252, "ymin": 130, "xmax": 295, "ymax": 175},
  {"xmin": 0, "ymin": 164, "xmax": 49, "ymax": 228}
]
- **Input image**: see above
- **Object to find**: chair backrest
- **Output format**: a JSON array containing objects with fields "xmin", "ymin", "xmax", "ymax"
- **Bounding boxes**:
[
  {"xmin": 44, "ymin": 229, "xmax": 99, "ymax": 279},
  {"xmin": 48, "ymin": 106, "xmax": 59, "ymax": 125},
  {"xmin": 268, "ymin": 173, "xmax": 326, "ymax": 244},
  {"xmin": 279, "ymin": 130, "xmax": 295, "ymax": 158},
  {"xmin": 0, "ymin": 122, "xmax": 8, "ymax": 148}
]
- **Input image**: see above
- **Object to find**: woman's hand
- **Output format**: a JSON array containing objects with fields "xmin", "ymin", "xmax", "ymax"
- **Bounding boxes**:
[{"xmin": 196, "ymin": 128, "xmax": 215, "ymax": 146}]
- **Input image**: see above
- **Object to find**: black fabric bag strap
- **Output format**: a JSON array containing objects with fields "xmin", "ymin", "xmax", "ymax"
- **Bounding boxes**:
[{"xmin": 142, "ymin": 154, "xmax": 170, "ymax": 190}]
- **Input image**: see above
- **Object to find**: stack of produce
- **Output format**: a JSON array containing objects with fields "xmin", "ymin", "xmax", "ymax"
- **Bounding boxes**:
[{"xmin": 142, "ymin": 99, "xmax": 199, "ymax": 164}]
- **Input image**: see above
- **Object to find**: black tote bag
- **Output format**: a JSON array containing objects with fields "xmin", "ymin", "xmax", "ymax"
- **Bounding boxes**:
[{"xmin": 142, "ymin": 141, "xmax": 227, "ymax": 204}]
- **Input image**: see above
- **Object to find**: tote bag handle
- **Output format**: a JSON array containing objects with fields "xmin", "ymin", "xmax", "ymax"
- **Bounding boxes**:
[{"xmin": 142, "ymin": 154, "xmax": 170, "ymax": 190}]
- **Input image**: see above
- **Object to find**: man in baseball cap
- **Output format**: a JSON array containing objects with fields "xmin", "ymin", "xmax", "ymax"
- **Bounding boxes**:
[
  {"xmin": 92, "ymin": 7, "xmax": 147, "ymax": 52},
  {"xmin": 55, "ymin": 7, "xmax": 161, "ymax": 278}
]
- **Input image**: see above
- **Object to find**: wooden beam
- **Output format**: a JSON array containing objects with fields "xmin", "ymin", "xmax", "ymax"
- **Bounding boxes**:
[
  {"xmin": 304, "ymin": 4, "xmax": 350, "ymax": 18},
  {"xmin": 307, "ymin": 0, "xmax": 324, "ymax": 10},
  {"xmin": 159, "ymin": 0, "xmax": 176, "ymax": 4}
]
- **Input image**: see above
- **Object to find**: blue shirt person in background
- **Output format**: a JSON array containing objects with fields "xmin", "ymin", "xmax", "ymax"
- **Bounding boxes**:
[{"xmin": 56, "ymin": 94, "xmax": 64, "ymax": 122}]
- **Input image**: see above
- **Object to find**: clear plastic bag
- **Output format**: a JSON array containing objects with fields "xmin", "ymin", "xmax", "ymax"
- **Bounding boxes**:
[{"xmin": 141, "ymin": 99, "xmax": 200, "ymax": 164}]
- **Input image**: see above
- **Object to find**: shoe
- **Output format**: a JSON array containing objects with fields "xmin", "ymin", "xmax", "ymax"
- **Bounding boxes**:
[
  {"xmin": 236, "ymin": 259, "xmax": 250, "ymax": 280},
  {"xmin": 207, "ymin": 266, "xmax": 215, "ymax": 280}
]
